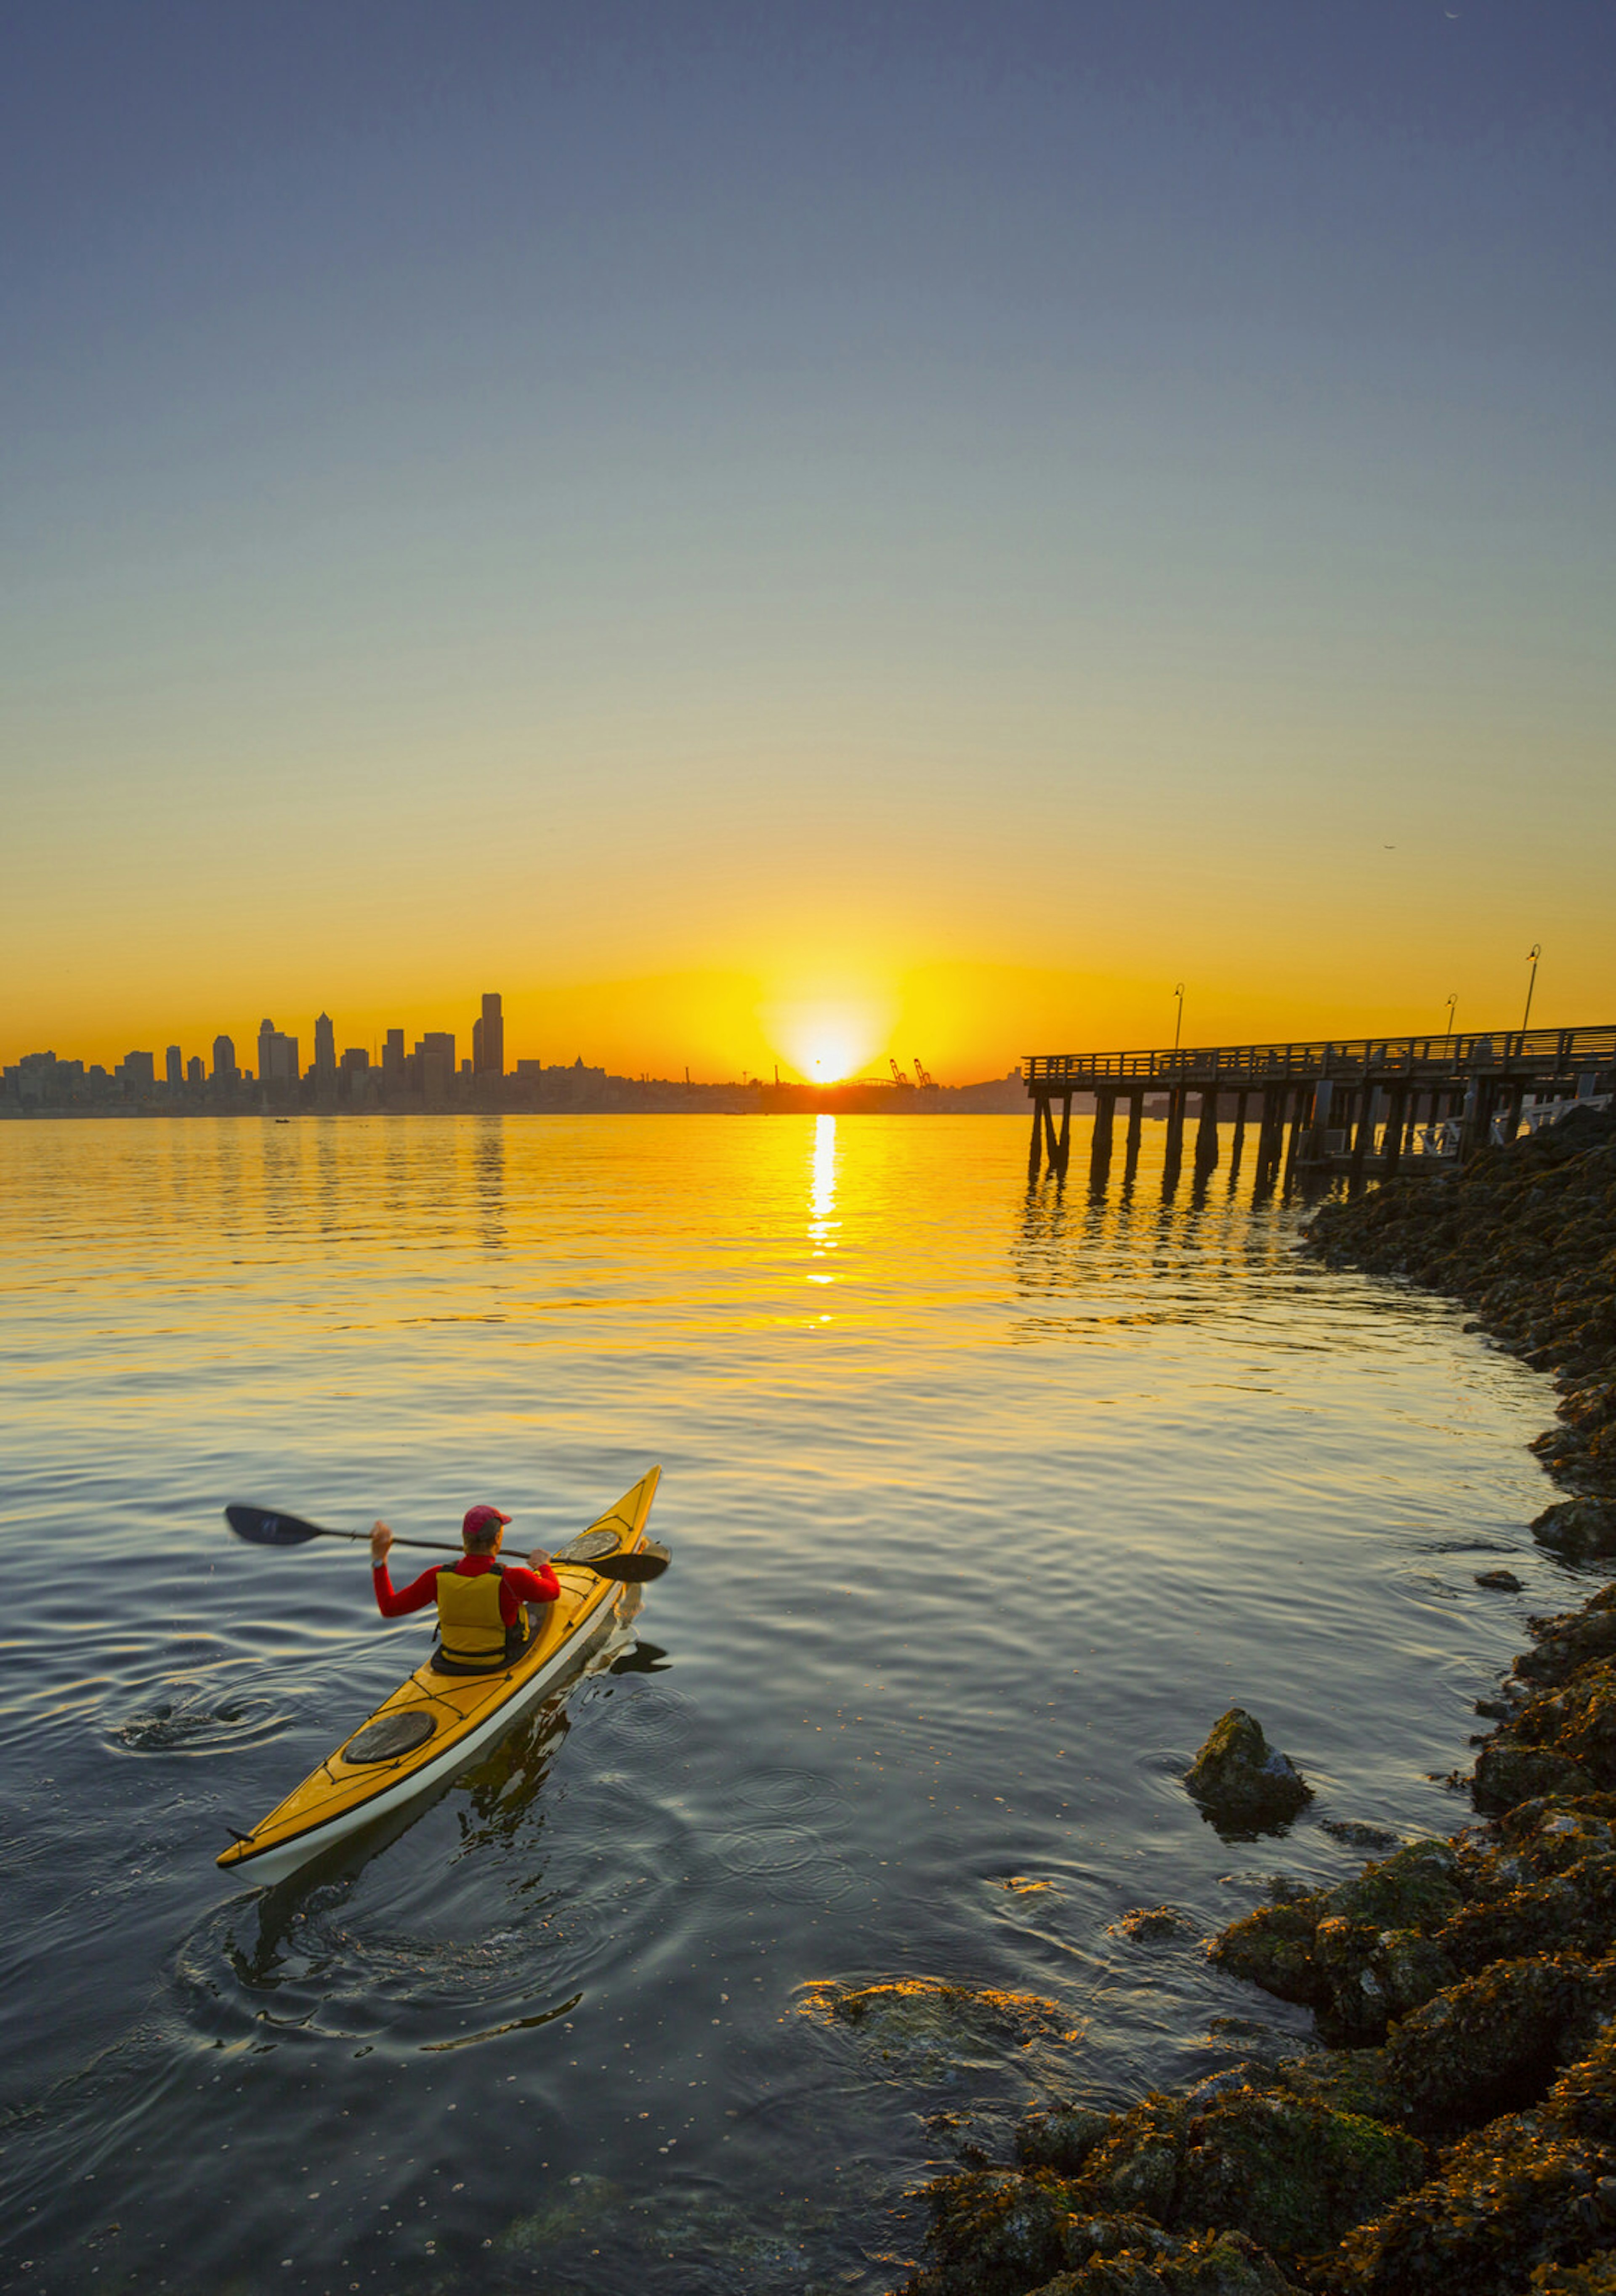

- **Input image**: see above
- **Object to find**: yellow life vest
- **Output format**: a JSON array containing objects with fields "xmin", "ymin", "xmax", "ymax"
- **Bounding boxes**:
[{"xmin": 435, "ymin": 1563, "xmax": 526, "ymax": 1671}]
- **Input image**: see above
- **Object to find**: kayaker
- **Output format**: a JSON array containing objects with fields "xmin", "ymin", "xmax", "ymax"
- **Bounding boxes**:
[{"xmin": 369, "ymin": 1505, "xmax": 561, "ymax": 1674}]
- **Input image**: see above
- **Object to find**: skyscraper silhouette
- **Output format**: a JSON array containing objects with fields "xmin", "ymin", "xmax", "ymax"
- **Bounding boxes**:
[{"xmin": 473, "ymin": 993, "xmax": 504, "ymax": 1077}]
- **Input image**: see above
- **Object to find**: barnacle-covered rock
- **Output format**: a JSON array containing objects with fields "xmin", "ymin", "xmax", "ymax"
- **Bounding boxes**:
[{"xmin": 1184, "ymin": 1711, "xmax": 1312, "ymax": 1834}]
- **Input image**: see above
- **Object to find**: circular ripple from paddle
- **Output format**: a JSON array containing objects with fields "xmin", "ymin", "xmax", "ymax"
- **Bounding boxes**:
[
  {"xmin": 731, "ymin": 1766, "xmax": 846, "ymax": 1823},
  {"xmin": 108, "ymin": 1680, "xmax": 295, "ymax": 1755},
  {"xmin": 582, "ymin": 1679, "xmax": 695, "ymax": 1750}
]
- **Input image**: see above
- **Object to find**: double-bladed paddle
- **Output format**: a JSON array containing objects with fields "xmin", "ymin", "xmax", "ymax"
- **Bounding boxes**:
[{"xmin": 223, "ymin": 1504, "xmax": 670, "ymax": 1583}]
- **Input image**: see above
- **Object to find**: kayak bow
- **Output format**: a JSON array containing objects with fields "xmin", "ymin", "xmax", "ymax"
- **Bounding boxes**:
[{"xmin": 216, "ymin": 1467, "xmax": 661, "ymax": 1887}]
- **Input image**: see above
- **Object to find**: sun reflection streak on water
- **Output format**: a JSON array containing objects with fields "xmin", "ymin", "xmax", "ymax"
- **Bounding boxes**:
[{"xmin": 807, "ymin": 1113, "xmax": 838, "ymax": 1289}]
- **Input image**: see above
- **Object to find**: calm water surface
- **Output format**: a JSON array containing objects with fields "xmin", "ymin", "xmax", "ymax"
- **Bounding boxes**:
[{"xmin": 0, "ymin": 1114, "xmax": 1577, "ymax": 2294}]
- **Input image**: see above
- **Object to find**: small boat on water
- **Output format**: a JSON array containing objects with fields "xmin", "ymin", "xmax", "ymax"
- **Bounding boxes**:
[{"xmin": 217, "ymin": 1467, "xmax": 662, "ymax": 1887}]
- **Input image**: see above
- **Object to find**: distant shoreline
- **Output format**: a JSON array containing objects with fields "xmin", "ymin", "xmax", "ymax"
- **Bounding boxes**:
[{"xmin": 0, "ymin": 1089, "xmax": 1044, "ymax": 1122}]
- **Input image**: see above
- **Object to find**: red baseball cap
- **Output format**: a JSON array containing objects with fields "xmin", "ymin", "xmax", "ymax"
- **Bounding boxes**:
[{"xmin": 462, "ymin": 1504, "xmax": 513, "ymax": 1540}]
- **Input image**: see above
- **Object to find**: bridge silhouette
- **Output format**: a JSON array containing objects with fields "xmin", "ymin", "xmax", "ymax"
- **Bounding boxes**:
[{"xmin": 1022, "ymin": 1025, "xmax": 1616, "ymax": 1189}]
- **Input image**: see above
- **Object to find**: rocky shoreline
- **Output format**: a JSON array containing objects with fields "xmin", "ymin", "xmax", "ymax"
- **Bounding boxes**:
[{"xmin": 891, "ymin": 1108, "xmax": 1616, "ymax": 2296}]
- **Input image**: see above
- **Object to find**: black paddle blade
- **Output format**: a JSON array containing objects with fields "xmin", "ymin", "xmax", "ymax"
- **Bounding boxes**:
[
  {"xmin": 586, "ymin": 1539, "xmax": 670, "ymax": 1584},
  {"xmin": 225, "ymin": 1503, "xmax": 330, "ymax": 1547}
]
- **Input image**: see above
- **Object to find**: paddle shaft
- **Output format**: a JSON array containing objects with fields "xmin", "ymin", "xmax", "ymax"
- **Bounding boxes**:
[
  {"xmin": 296, "ymin": 1523, "xmax": 633, "ymax": 1568},
  {"xmin": 223, "ymin": 1504, "xmax": 667, "ymax": 1580}
]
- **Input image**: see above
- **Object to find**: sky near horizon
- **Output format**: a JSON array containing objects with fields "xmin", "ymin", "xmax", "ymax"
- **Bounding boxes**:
[{"xmin": 4, "ymin": 1, "xmax": 1612, "ymax": 1080}]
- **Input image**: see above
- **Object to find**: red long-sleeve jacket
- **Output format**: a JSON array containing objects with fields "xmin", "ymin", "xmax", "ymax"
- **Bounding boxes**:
[{"xmin": 372, "ymin": 1553, "xmax": 561, "ymax": 1622}]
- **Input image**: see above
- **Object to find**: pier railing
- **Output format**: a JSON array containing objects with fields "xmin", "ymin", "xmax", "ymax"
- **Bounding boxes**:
[{"xmin": 1023, "ymin": 1026, "xmax": 1616, "ymax": 1093}]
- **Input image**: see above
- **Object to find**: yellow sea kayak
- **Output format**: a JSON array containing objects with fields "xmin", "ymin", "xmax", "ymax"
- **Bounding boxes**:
[{"xmin": 217, "ymin": 1467, "xmax": 661, "ymax": 1887}]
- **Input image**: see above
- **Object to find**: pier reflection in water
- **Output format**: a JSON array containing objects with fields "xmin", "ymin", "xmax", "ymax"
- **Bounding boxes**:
[{"xmin": 0, "ymin": 1114, "xmax": 1564, "ymax": 2295}]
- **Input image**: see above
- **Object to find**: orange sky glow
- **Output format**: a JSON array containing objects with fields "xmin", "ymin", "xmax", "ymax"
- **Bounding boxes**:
[{"xmin": 5, "ymin": 12, "xmax": 1611, "ymax": 1080}]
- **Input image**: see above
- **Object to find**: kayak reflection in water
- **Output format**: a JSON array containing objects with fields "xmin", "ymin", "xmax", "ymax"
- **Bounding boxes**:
[{"xmin": 369, "ymin": 1504, "xmax": 561, "ymax": 1675}]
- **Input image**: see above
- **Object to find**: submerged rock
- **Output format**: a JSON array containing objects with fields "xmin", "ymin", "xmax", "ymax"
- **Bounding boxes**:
[
  {"xmin": 1320, "ymin": 1819, "xmax": 1399, "ymax": 1850},
  {"xmin": 1110, "ymin": 1906, "xmax": 1198, "ymax": 1942},
  {"xmin": 1184, "ymin": 1711, "xmax": 1312, "ymax": 1834},
  {"xmin": 799, "ymin": 1975, "xmax": 1080, "ymax": 2079}
]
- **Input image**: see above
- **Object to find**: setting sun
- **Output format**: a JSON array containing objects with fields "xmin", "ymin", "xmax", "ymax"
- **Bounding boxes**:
[{"xmin": 761, "ymin": 994, "xmax": 894, "ymax": 1085}]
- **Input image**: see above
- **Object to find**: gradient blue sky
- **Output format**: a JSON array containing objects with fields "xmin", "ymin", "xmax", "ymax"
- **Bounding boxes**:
[{"xmin": 4, "ymin": 2, "xmax": 1611, "ymax": 1075}]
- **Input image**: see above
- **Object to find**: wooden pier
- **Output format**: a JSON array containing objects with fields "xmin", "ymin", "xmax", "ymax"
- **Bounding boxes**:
[{"xmin": 1023, "ymin": 1026, "xmax": 1616, "ymax": 1189}]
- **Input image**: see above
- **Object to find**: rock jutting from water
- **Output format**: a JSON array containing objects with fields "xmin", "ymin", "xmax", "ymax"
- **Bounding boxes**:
[
  {"xmin": 1185, "ymin": 1709, "xmax": 1313, "ymax": 1834},
  {"xmin": 889, "ymin": 1114, "xmax": 1616, "ymax": 2296}
]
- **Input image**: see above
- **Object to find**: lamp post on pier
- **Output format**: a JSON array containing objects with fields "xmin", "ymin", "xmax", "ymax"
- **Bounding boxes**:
[
  {"xmin": 1443, "ymin": 992, "xmax": 1458, "ymax": 1040},
  {"xmin": 1522, "ymin": 944, "xmax": 1542, "ymax": 1034},
  {"xmin": 1172, "ymin": 983, "xmax": 1185, "ymax": 1055}
]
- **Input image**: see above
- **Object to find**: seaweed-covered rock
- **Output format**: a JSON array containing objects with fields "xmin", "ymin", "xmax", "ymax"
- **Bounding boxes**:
[
  {"xmin": 1364, "ymin": 1928, "xmax": 1458, "ymax": 2022},
  {"xmin": 1077, "ymin": 2098, "xmax": 1189, "ymax": 2224},
  {"xmin": 1016, "ymin": 2103, "xmax": 1114, "ymax": 2175},
  {"xmin": 1210, "ymin": 1889, "xmax": 1326, "ymax": 2009},
  {"xmin": 1208, "ymin": 1842, "xmax": 1470, "ymax": 2041},
  {"xmin": 1042, "ymin": 2083, "xmax": 1425, "ymax": 2264},
  {"xmin": 1475, "ymin": 1742, "xmax": 1595, "ymax": 1813},
  {"xmin": 1027, "ymin": 2225, "xmax": 1297, "ymax": 2292},
  {"xmin": 1515, "ymin": 1591, "xmax": 1616, "ymax": 1688},
  {"xmin": 1171, "ymin": 2089, "xmax": 1425, "ymax": 2256},
  {"xmin": 1539, "ymin": 2018, "xmax": 1616, "ymax": 2144},
  {"xmin": 912, "ymin": 2167, "xmax": 1074, "ymax": 2295},
  {"xmin": 1324, "ymin": 1837, "xmax": 1464, "ymax": 1930},
  {"xmin": 1185, "ymin": 1711, "xmax": 1312, "ymax": 1833},
  {"xmin": 1499, "ymin": 1791, "xmax": 1616, "ymax": 1864},
  {"xmin": 1322, "ymin": 2096, "xmax": 1616, "ymax": 2293},
  {"xmin": 1533, "ymin": 1496, "xmax": 1616, "ymax": 1563},
  {"xmin": 1380, "ymin": 1955, "xmax": 1610, "ymax": 2129},
  {"xmin": 1531, "ymin": 2261, "xmax": 1616, "ymax": 2296}
]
